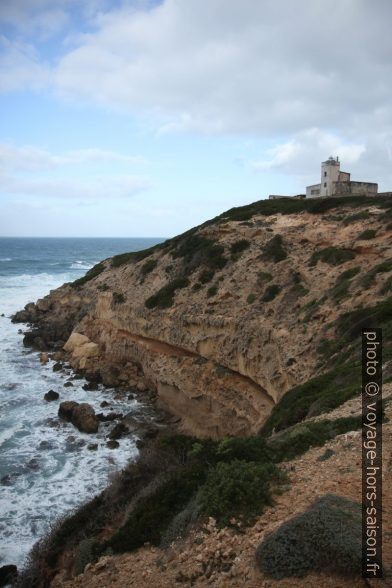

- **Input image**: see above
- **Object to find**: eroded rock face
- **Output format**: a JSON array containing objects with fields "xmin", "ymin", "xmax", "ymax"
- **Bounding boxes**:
[
  {"xmin": 58, "ymin": 401, "xmax": 99, "ymax": 434},
  {"xmin": 17, "ymin": 201, "xmax": 392, "ymax": 437}
]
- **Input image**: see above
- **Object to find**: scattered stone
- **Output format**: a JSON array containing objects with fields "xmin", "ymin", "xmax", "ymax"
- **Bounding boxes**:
[
  {"xmin": 108, "ymin": 422, "xmax": 129, "ymax": 440},
  {"xmin": 58, "ymin": 401, "xmax": 99, "ymax": 433},
  {"xmin": 106, "ymin": 440, "xmax": 119, "ymax": 449},
  {"xmin": 100, "ymin": 400, "xmax": 110, "ymax": 408},
  {"xmin": 26, "ymin": 458, "xmax": 40, "ymax": 471},
  {"xmin": 52, "ymin": 362, "xmax": 62, "ymax": 372},
  {"xmin": 97, "ymin": 412, "xmax": 123, "ymax": 422},
  {"xmin": 87, "ymin": 443, "xmax": 98, "ymax": 451},
  {"xmin": 0, "ymin": 564, "xmax": 17, "ymax": 587},
  {"xmin": 83, "ymin": 381, "xmax": 99, "ymax": 391},
  {"xmin": 44, "ymin": 390, "xmax": 59, "ymax": 402},
  {"xmin": 38, "ymin": 440, "xmax": 55, "ymax": 451},
  {"xmin": 65, "ymin": 437, "xmax": 86, "ymax": 452},
  {"xmin": 40, "ymin": 352, "xmax": 49, "ymax": 364},
  {"xmin": 64, "ymin": 381, "xmax": 73, "ymax": 387}
]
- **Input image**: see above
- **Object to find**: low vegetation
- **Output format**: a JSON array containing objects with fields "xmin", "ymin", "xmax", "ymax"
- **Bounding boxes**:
[
  {"xmin": 262, "ymin": 235, "xmax": 287, "ymax": 262},
  {"xmin": 309, "ymin": 247, "xmax": 355, "ymax": 267},
  {"xmin": 145, "ymin": 277, "xmax": 189, "ymax": 309},
  {"xmin": 329, "ymin": 266, "xmax": 360, "ymax": 301},
  {"xmin": 262, "ymin": 284, "xmax": 281, "ymax": 302},
  {"xmin": 256, "ymin": 495, "xmax": 362, "ymax": 579},
  {"xmin": 357, "ymin": 228, "xmax": 377, "ymax": 240},
  {"xmin": 72, "ymin": 262, "xmax": 105, "ymax": 287},
  {"xmin": 112, "ymin": 292, "xmax": 126, "ymax": 305},
  {"xmin": 230, "ymin": 239, "xmax": 250, "ymax": 258},
  {"xmin": 140, "ymin": 258, "xmax": 158, "ymax": 277}
]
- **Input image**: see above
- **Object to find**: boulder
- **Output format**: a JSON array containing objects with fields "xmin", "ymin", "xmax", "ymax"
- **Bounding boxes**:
[
  {"xmin": 0, "ymin": 565, "xmax": 17, "ymax": 587},
  {"xmin": 100, "ymin": 366, "xmax": 120, "ymax": 387},
  {"xmin": 58, "ymin": 401, "xmax": 78, "ymax": 421},
  {"xmin": 108, "ymin": 422, "xmax": 129, "ymax": 440},
  {"xmin": 52, "ymin": 362, "xmax": 62, "ymax": 372},
  {"xmin": 64, "ymin": 381, "xmax": 73, "ymax": 387},
  {"xmin": 63, "ymin": 332, "xmax": 90, "ymax": 352},
  {"xmin": 72, "ymin": 342, "xmax": 99, "ymax": 361},
  {"xmin": 71, "ymin": 403, "xmax": 99, "ymax": 434},
  {"xmin": 44, "ymin": 390, "xmax": 59, "ymax": 402},
  {"xmin": 40, "ymin": 352, "xmax": 49, "ymax": 364},
  {"xmin": 106, "ymin": 440, "xmax": 119, "ymax": 449}
]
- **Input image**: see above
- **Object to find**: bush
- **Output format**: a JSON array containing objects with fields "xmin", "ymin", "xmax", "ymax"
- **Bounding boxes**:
[
  {"xmin": 145, "ymin": 277, "xmax": 189, "ymax": 309},
  {"xmin": 357, "ymin": 229, "xmax": 377, "ymax": 240},
  {"xmin": 337, "ymin": 267, "xmax": 360, "ymax": 282},
  {"xmin": 111, "ymin": 245, "xmax": 161, "ymax": 268},
  {"xmin": 141, "ymin": 258, "xmax": 158, "ymax": 276},
  {"xmin": 309, "ymin": 247, "xmax": 355, "ymax": 267},
  {"xmin": 160, "ymin": 498, "xmax": 201, "ymax": 548},
  {"xmin": 72, "ymin": 262, "xmax": 105, "ymax": 287},
  {"xmin": 196, "ymin": 460, "xmax": 277, "ymax": 525},
  {"xmin": 207, "ymin": 285, "xmax": 218, "ymax": 297},
  {"xmin": 329, "ymin": 266, "xmax": 360, "ymax": 301},
  {"xmin": 170, "ymin": 235, "xmax": 227, "ymax": 272},
  {"xmin": 247, "ymin": 293, "xmax": 256, "ymax": 304},
  {"xmin": 230, "ymin": 239, "xmax": 250, "ymax": 257},
  {"xmin": 360, "ymin": 258, "xmax": 392, "ymax": 289},
  {"xmin": 107, "ymin": 465, "xmax": 203, "ymax": 553},
  {"xmin": 112, "ymin": 292, "xmax": 126, "ymax": 305},
  {"xmin": 337, "ymin": 296, "xmax": 392, "ymax": 340},
  {"xmin": 199, "ymin": 269, "xmax": 215, "ymax": 283},
  {"xmin": 257, "ymin": 271, "xmax": 273, "ymax": 283},
  {"xmin": 380, "ymin": 276, "xmax": 392, "ymax": 295},
  {"xmin": 97, "ymin": 283, "xmax": 110, "ymax": 292},
  {"xmin": 267, "ymin": 416, "xmax": 362, "ymax": 462},
  {"xmin": 261, "ymin": 366, "xmax": 361, "ymax": 435},
  {"xmin": 73, "ymin": 537, "xmax": 100, "ymax": 576},
  {"xmin": 256, "ymin": 494, "xmax": 363, "ymax": 579},
  {"xmin": 262, "ymin": 235, "xmax": 287, "ymax": 262},
  {"xmin": 342, "ymin": 210, "xmax": 370, "ymax": 224},
  {"xmin": 262, "ymin": 284, "xmax": 281, "ymax": 302}
]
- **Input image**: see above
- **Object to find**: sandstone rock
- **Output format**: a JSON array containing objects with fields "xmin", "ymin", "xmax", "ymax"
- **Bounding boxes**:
[
  {"xmin": 40, "ymin": 352, "xmax": 49, "ymax": 364},
  {"xmin": 58, "ymin": 401, "xmax": 99, "ymax": 433},
  {"xmin": 63, "ymin": 332, "xmax": 90, "ymax": 352},
  {"xmin": 71, "ymin": 403, "xmax": 99, "ymax": 434},
  {"xmin": 106, "ymin": 440, "xmax": 119, "ymax": 449},
  {"xmin": 72, "ymin": 342, "xmax": 99, "ymax": 361},
  {"xmin": 44, "ymin": 390, "xmax": 59, "ymax": 402}
]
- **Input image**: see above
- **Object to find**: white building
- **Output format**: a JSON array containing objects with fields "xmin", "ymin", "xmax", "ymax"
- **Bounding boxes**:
[{"xmin": 305, "ymin": 157, "xmax": 378, "ymax": 198}]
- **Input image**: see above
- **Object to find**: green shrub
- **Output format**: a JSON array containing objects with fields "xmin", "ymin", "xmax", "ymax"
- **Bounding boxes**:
[
  {"xmin": 336, "ymin": 267, "xmax": 360, "ymax": 282},
  {"xmin": 112, "ymin": 292, "xmax": 126, "ymax": 305},
  {"xmin": 337, "ymin": 296, "xmax": 392, "ymax": 340},
  {"xmin": 360, "ymin": 258, "xmax": 392, "ymax": 290},
  {"xmin": 199, "ymin": 269, "xmax": 215, "ymax": 283},
  {"xmin": 111, "ymin": 248, "xmax": 156, "ymax": 268},
  {"xmin": 261, "ymin": 366, "xmax": 361, "ymax": 435},
  {"xmin": 170, "ymin": 235, "xmax": 226, "ymax": 272},
  {"xmin": 207, "ymin": 285, "xmax": 218, "ymax": 297},
  {"xmin": 290, "ymin": 284, "xmax": 309, "ymax": 298},
  {"xmin": 302, "ymin": 297, "xmax": 326, "ymax": 322},
  {"xmin": 309, "ymin": 247, "xmax": 355, "ymax": 267},
  {"xmin": 141, "ymin": 258, "xmax": 158, "ymax": 276},
  {"xmin": 262, "ymin": 284, "xmax": 281, "ymax": 302},
  {"xmin": 73, "ymin": 538, "xmax": 100, "ymax": 576},
  {"xmin": 107, "ymin": 465, "xmax": 203, "ymax": 553},
  {"xmin": 247, "ymin": 293, "xmax": 256, "ymax": 304},
  {"xmin": 262, "ymin": 235, "xmax": 287, "ymax": 262},
  {"xmin": 380, "ymin": 276, "xmax": 392, "ymax": 295},
  {"xmin": 230, "ymin": 239, "xmax": 250, "ymax": 257},
  {"xmin": 196, "ymin": 460, "xmax": 277, "ymax": 525},
  {"xmin": 160, "ymin": 498, "xmax": 201, "ymax": 548},
  {"xmin": 329, "ymin": 266, "xmax": 360, "ymax": 301},
  {"xmin": 256, "ymin": 494, "xmax": 363, "ymax": 579},
  {"xmin": 342, "ymin": 210, "xmax": 370, "ymax": 225},
  {"xmin": 97, "ymin": 283, "xmax": 110, "ymax": 292},
  {"xmin": 257, "ymin": 271, "xmax": 273, "ymax": 283},
  {"xmin": 357, "ymin": 229, "xmax": 377, "ymax": 240},
  {"xmin": 72, "ymin": 262, "xmax": 105, "ymax": 287},
  {"xmin": 192, "ymin": 282, "xmax": 202, "ymax": 291},
  {"xmin": 145, "ymin": 277, "xmax": 189, "ymax": 309},
  {"xmin": 267, "ymin": 416, "xmax": 362, "ymax": 462}
]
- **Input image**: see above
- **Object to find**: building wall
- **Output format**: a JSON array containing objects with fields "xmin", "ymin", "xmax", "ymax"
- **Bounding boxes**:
[
  {"xmin": 306, "ymin": 184, "xmax": 321, "ymax": 198},
  {"xmin": 333, "ymin": 181, "xmax": 378, "ymax": 196},
  {"xmin": 338, "ymin": 171, "xmax": 350, "ymax": 182}
]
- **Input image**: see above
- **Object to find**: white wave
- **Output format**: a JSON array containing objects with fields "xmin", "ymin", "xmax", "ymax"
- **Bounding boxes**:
[
  {"xmin": 70, "ymin": 261, "xmax": 93, "ymax": 270},
  {"xmin": 0, "ymin": 258, "xmax": 11, "ymax": 262}
]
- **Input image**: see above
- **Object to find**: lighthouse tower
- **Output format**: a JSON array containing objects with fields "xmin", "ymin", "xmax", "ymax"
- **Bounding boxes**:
[{"xmin": 320, "ymin": 156, "xmax": 340, "ymax": 197}]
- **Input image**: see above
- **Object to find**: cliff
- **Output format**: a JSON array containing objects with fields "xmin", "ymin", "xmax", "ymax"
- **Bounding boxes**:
[{"xmin": 14, "ymin": 194, "xmax": 392, "ymax": 587}]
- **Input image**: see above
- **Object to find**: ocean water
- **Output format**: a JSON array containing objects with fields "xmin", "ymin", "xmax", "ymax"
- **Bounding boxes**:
[{"xmin": 0, "ymin": 237, "xmax": 164, "ymax": 568}]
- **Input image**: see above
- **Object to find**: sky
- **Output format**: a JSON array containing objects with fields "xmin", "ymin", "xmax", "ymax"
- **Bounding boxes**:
[{"xmin": 1, "ymin": 0, "xmax": 392, "ymax": 237}]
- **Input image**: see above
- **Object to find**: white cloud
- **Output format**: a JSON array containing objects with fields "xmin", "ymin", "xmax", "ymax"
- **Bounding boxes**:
[
  {"xmin": 0, "ymin": 143, "xmax": 148, "ymax": 172},
  {"xmin": 0, "ymin": 36, "xmax": 51, "ymax": 92}
]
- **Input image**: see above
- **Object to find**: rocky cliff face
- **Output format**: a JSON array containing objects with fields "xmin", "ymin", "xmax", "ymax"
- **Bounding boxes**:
[{"xmin": 15, "ymin": 196, "xmax": 392, "ymax": 438}]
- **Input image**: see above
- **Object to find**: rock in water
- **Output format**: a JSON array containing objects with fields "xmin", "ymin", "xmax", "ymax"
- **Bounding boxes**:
[
  {"xmin": 58, "ymin": 401, "xmax": 99, "ymax": 434},
  {"xmin": 0, "ymin": 565, "xmax": 17, "ymax": 587},
  {"xmin": 44, "ymin": 390, "xmax": 59, "ymax": 402},
  {"xmin": 40, "ymin": 352, "xmax": 49, "ymax": 364},
  {"xmin": 108, "ymin": 422, "xmax": 129, "ymax": 440}
]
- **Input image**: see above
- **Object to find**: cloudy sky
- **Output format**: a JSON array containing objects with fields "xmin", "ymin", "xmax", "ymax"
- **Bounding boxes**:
[{"xmin": 1, "ymin": 0, "xmax": 392, "ymax": 237}]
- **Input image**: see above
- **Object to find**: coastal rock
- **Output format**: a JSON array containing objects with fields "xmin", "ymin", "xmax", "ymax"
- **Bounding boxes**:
[
  {"xmin": 0, "ymin": 564, "xmax": 17, "ymax": 587},
  {"xmin": 64, "ymin": 381, "xmax": 73, "ymax": 387},
  {"xmin": 59, "ymin": 401, "xmax": 78, "ymax": 421},
  {"xmin": 108, "ymin": 422, "xmax": 129, "ymax": 440},
  {"xmin": 63, "ymin": 332, "xmax": 90, "ymax": 351},
  {"xmin": 59, "ymin": 401, "xmax": 99, "ymax": 434},
  {"xmin": 44, "ymin": 390, "xmax": 59, "ymax": 402},
  {"xmin": 106, "ymin": 440, "xmax": 119, "ymax": 449},
  {"xmin": 52, "ymin": 362, "xmax": 63, "ymax": 372},
  {"xmin": 40, "ymin": 352, "xmax": 49, "ymax": 364}
]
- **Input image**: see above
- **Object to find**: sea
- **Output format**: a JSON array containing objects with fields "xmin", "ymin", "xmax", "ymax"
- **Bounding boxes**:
[{"xmin": 0, "ymin": 237, "xmax": 164, "ymax": 569}]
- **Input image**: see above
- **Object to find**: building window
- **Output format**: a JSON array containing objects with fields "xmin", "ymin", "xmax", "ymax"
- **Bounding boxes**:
[
  {"xmin": 324, "ymin": 172, "xmax": 327, "ymax": 177},
  {"xmin": 324, "ymin": 182, "xmax": 327, "ymax": 187}
]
